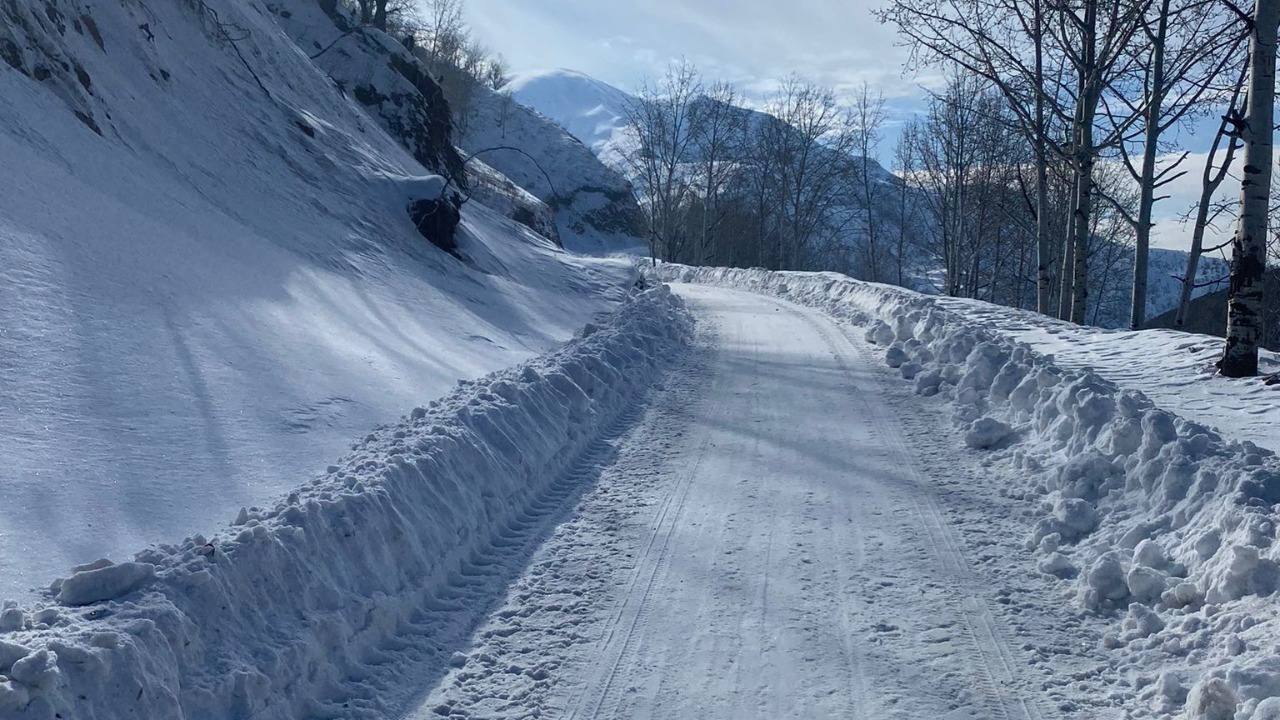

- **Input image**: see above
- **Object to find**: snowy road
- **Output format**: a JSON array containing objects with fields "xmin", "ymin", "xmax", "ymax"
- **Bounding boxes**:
[{"xmin": 410, "ymin": 285, "xmax": 1059, "ymax": 719}]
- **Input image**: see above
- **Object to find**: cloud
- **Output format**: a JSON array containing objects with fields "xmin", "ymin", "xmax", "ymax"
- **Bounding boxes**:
[
  {"xmin": 1148, "ymin": 151, "xmax": 1241, "ymax": 253},
  {"xmin": 465, "ymin": 0, "xmax": 929, "ymax": 161},
  {"xmin": 466, "ymin": 0, "xmax": 921, "ymax": 99}
]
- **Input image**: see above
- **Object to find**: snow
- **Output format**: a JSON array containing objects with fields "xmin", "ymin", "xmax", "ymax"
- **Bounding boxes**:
[
  {"xmin": 504, "ymin": 69, "xmax": 635, "ymax": 158},
  {"xmin": 0, "ymin": 0, "xmax": 637, "ymax": 601},
  {"xmin": 658, "ymin": 264, "xmax": 1280, "ymax": 718},
  {"xmin": 460, "ymin": 79, "xmax": 646, "ymax": 255},
  {"xmin": 54, "ymin": 562, "xmax": 156, "ymax": 607},
  {"xmin": 408, "ymin": 284, "xmax": 1060, "ymax": 718},
  {"xmin": 0, "ymin": 285, "xmax": 691, "ymax": 718},
  {"xmin": 924, "ymin": 294, "xmax": 1280, "ymax": 455},
  {"xmin": 6, "ymin": 4, "xmax": 1280, "ymax": 715}
]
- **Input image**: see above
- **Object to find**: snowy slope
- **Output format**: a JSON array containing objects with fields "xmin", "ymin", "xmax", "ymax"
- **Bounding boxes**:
[
  {"xmin": 460, "ymin": 80, "xmax": 646, "ymax": 255},
  {"xmin": 0, "ymin": 286, "xmax": 690, "ymax": 719},
  {"xmin": 0, "ymin": 0, "xmax": 634, "ymax": 601}
]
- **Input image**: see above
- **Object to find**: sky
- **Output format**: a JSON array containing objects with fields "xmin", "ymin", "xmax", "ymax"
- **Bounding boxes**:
[
  {"xmin": 464, "ymin": 0, "xmax": 1237, "ymax": 252},
  {"xmin": 465, "ymin": 0, "xmax": 935, "ymax": 129}
]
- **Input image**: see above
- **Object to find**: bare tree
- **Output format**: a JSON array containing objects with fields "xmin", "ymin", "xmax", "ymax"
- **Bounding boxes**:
[
  {"xmin": 1104, "ymin": 0, "xmax": 1246, "ymax": 328},
  {"xmin": 419, "ymin": 0, "xmax": 466, "ymax": 65},
  {"xmin": 851, "ymin": 83, "xmax": 888, "ymax": 280},
  {"xmin": 1051, "ymin": 0, "xmax": 1151, "ymax": 324},
  {"xmin": 893, "ymin": 122, "xmax": 923, "ymax": 286},
  {"xmin": 880, "ymin": 0, "xmax": 1067, "ymax": 314},
  {"xmin": 621, "ymin": 61, "xmax": 704, "ymax": 264},
  {"xmin": 757, "ymin": 77, "xmax": 861, "ymax": 271},
  {"xmin": 690, "ymin": 81, "xmax": 749, "ymax": 264},
  {"xmin": 1176, "ymin": 61, "xmax": 1247, "ymax": 329}
]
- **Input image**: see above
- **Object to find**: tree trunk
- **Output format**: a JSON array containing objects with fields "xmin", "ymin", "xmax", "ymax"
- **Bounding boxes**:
[
  {"xmin": 1033, "ymin": 0, "xmax": 1053, "ymax": 315},
  {"xmin": 1129, "ymin": 0, "xmax": 1169, "ymax": 330},
  {"xmin": 1070, "ymin": 142, "xmax": 1093, "ymax": 324},
  {"xmin": 1070, "ymin": 0, "xmax": 1098, "ymax": 326},
  {"xmin": 1177, "ymin": 135, "xmax": 1240, "ymax": 328},
  {"xmin": 1221, "ymin": 0, "xmax": 1278, "ymax": 377},
  {"xmin": 1059, "ymin": 171, "xmax": 1079, "ymax": 320}
]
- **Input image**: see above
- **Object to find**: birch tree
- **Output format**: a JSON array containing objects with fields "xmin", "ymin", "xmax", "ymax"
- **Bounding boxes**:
[
  {"xmin": 1221, "ymin": 0, "xmax": 1278, "ymax": 378},
  {"xmin": 1104, "ymin": 0, "xmax": 1246, "ymax": 328}
]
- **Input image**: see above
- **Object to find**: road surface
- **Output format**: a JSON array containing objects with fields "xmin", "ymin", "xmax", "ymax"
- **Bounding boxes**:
[{"xmin": 407, "ymin": 284, "xmax": 1057, "ymax": 719}]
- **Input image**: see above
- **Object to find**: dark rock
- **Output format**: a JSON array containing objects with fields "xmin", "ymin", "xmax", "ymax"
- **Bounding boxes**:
[{"xmin": 408, "ymin": 195, "xmax": 462, "ymax": 254}]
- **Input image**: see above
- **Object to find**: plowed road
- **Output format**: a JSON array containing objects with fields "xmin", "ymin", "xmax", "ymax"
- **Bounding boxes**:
[{"xmin": 409, "ymin": 284, "xmax": 1060, "ymax": 720}]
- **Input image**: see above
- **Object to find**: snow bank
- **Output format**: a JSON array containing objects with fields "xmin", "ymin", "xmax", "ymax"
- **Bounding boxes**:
[
  {"xmin": 0, "ymin": 286, "xmax": 690, "ymax": 719},
  {"xmin": 656, "ymin": 264, "xmax": 1280, "ymax": 718}
]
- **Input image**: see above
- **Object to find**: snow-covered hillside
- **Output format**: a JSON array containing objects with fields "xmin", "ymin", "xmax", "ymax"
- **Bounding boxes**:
[
  {"xmin": 1078, "ymin": 245, "xmax": 1230, "ymax": 329},
  {"xmin": 0, "ymin": 0, "xmax": 634, "ymax": 602}
]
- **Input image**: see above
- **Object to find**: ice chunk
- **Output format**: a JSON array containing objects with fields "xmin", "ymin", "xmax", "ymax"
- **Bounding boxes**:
[
  {"xmin": 885, "ymin": 344, "xmax": 909, "ymax": 368},
  {"xmin": 0, "ymin": 608, "xmax": 23, "ymax": 632},
  {"xmin": 1126, "ymin": 566, "xmax": 1169, "ymax": 604},
  {"xmin": 1121, "ymin": 602, "xmax": 1165, "ymax": 638},
  {"xmin": 9, "ymin": 649, "xmax": 59, "ymax": 690},
  {"xmin": 965, "ymin": 417, "xmax": 1013, "ymax": 450},
  {"xmin": 1079, "ymin": 552, "xmax": 1129, "ymax": 609},
  {"xmin": 1184, "ymin": 677, "xmax": 1237, "ymax": 720},
  {"xmin": 57, "ymin": 562, "xmax": 155, "ymax": 606},
  {"xmin": 1254, "ymin": 697, "xmax": 1280, "ymax": 720},
  {"xmin": 0, "ymin": 641, "xmax": 29, "ymax": 673}
]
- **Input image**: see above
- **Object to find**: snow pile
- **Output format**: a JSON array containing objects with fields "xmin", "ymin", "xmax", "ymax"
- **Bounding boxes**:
[
  {"xmin": 924, "ymin": 295, "xmax": 1280, "ymax": 456},
  {"xmin": 0, "ymin": 286, "xmax": 691, "ymax": 719},
  {"xmin": 656, "ymin": 264, "xmax": 1280, "ymax": 718}
]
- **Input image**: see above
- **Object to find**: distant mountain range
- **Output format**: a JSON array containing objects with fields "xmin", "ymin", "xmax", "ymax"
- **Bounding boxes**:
[{"xmin": 501, "ymin": 68, "xmax": 1228, "ymax": 330}]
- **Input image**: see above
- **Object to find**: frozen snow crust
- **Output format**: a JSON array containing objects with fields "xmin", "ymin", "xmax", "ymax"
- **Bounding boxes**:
[
  {"xmin": 657, "ymin": 264, "xmax": 1280, "ymax": 718},
  {"xmin": 0, "ymin": 287, "xmax": 691, "ymax": 719}
]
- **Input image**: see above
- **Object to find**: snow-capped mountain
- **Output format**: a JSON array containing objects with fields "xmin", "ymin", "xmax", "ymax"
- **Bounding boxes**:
[
  {"xmin": 458, "ymin": 76, "xmax": 646, "ymax": 254},
  {"xmin": 506, "ymin": 68, "xmax": 635, "ymax": 157}
]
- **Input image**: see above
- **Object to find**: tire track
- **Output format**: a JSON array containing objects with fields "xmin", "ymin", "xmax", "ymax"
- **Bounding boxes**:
[
  {"xmin": 789, "ymin": 305, "xmax": 1048, "ymax": 720},
  {"xmin": 564, "ymin": 334, "xmax": 725, "ymax": 720}
]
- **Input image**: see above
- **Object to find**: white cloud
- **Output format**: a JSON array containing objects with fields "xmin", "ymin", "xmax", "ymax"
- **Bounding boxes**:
[
  {"xmin": 1148, "ymin": 151, "xmax": 1241, "ymax": 253},
  {"xmin": 465, "ymin": 0, "xmax": 921, "ymax": 97},
  {"xmin": 464, "ymin": 0, "xmax": 927, "ymax": 161}
]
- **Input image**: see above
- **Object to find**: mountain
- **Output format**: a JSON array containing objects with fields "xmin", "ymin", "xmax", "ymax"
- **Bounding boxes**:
[
  {"xmin": 1149, "ymin": 265, "xmax": 1277, "ymax": 347},
  {"xmin": 456, "ymin": 76, "xmax": 646, "ymax": 254},
  {"xmin": 505, "ymin": 68, "xmax": 635, "ymax": 157}
]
